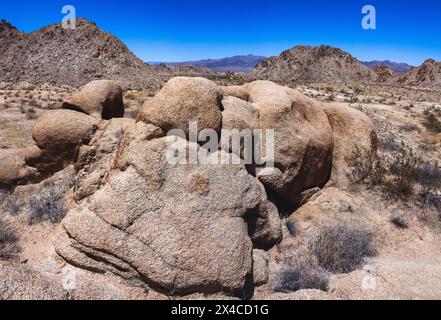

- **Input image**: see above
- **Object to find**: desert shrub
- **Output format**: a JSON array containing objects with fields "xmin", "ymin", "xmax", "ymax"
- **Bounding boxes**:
[
  {"xmin": 424, "ymin": 113, "xmax": 441, "ymax": 133},
  {"xmin": 4, "ymin": 195, "xmax": 21, "ymax": 216},
  {"xmin": 0, "ymin": 218, "xmax": 20, "ymax": 260},
  {"xmin": 274, "ymin": 256, "xmax": 329, "ymax": 293},
  {"xmin": 326, "ymin": 94, "xmax": 335, "ymax": 102},
  {"xmin": 417, "ymin": 161, "xmax": 441, "ymax": 192},
  {"xmin": 417, "ymin": 161, "xmax": 441, "ymax": 212},
  {"xmin": 29, "ymin": 99, "xmax": 39, "ymax": 107},
  {"xmin": 353, "ymin": 87, "xmax": 363, "ymax": 95},
  {"xmin": 348, "ymin": 145, "xmax": 374, "ymax": 184},
  {"xmin": 378, "ymin": 136, "xmax": 403, "ymax": 152},
  {"xmin": 369, "ymin": 158, "xmax": 387, "ymax": 186},
  {"xmin": 400, "ymin": 123, "xmax": 420, "ymax": 132},
  {"xmin": 309, "ymin": 224, "xmax": 376, "ymax": 274},
  {"xmin": 385, "ymin": 149, "xmax": 421, "ymax": 199},
  {"xmin": 390, "ymin": 216, "xmax": 409, "ymax": 229},
  {"xmin": 26, "ymin": 107, "xmax": 37, "ymax": 120},
  {"xmin": 349, "ymin": 96, "xmax": 359, "ymax": 104},
  {"xmin": 28, "ymin": 182, "xmax": 67, "ymax": 225}
]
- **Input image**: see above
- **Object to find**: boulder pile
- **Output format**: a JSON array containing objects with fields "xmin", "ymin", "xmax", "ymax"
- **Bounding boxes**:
[{"xmin": 0, "ymin": 77, "xmax": 377, "ymax": 297}]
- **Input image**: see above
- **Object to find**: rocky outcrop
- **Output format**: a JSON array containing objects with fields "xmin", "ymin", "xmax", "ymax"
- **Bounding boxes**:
[
  {"xmin": 62, "ymin": 80, "xmax": 124, "ymax": 119},
  {"xmin": 397, "ymin": 59, "xmax": 441, "ymax": 88},
  {"xmin": 373, "ymin": 65, "xmax": 398, "ymax": 83},
  {"xmin": 221, "ymin": 86, "xmax": 249, "ymax": 101},
  {"xmin": 0, "ymin": 19, "xmax": 161, "ymax": 89},
  {"xmin": 56, "ymin": 134, "xmax": 279, "ymax": 296},
  {"xmin": 5, "ymin": 78, "xmax": 379, "ymax": 299},
  {"xmin": 26, "ymin": 110, "xmax": 98, "ymax": 175},
  {"xmin": 0, "ymin": 149, "xmax": 38, "ymax": 187},
  {"xmin": 249, "ymin": 45, "xmax": 376, "ymax": 85},
  {"xmin": 244, "ymin": 80, "xmax": 334, "ymax": 204},
  {"xmin": 139, "ymin": 77, "xmax": 223, "ymax": 136},
  {"xmin": 323, "ymin": 104, "xmax": 378, "ymax": 188}
]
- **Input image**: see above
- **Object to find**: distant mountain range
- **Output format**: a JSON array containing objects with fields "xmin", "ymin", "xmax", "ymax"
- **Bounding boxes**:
[
  {"xmin": 361, "ymin": 60, "xmax": 414, "ymax": 73},
  {"xmin": 151, "ymin": 55, "xmax": 415, "ymax": 76},
  {"xmin": 1, "ymin": 18, "xmax": 439, "ymax": 89},
  {"xmin": 149, "ymin": 55, "xmax": 266, "ymax": 73}
]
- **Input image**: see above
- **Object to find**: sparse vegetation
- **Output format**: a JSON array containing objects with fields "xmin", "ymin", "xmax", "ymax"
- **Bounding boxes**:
[
  {"xmin": 390, "ymin": 216, "xmax": 409, "ymax": 229},
  {"xmin": 25, "ymin": 107, "xmax": 37, "ymax": 120},
  {"xmin": 385, "ymin": 148, "xmax": 421, "ymax": 199},
  {"xmin": 0, "ymin": 217, "xmax": 20, "ymax": 260},
  {"xmin": 309, "ymin": 224, "xmax": 376, "ymax": 274},
  {"xmin": 423, "ymin": 113, "xmax": 441, "ymax": 133},
  {"xmin": 348, "ymin": 145, "xmax": 374, "ymax": 184},
  {"xmin": 4, "ymin": 195, "xmax": 21, "ymax": 216},
  {"xmin": 326, "ymin": 94, "xmax": 335, "ymax": 102},
  {"xmin": 275, "ymin": 255, "xmax": 329, "ymax": 293},
  {"xmin": 417, "ymin": 161, "xmax": 441, "ymax": 213},
  {"xmin": 28, "ymin": 182, "xmax": 67, "ymax": 225},
  {"xmin": 400, "ymin": 122, "xmax": 420, "ymax": 132}
]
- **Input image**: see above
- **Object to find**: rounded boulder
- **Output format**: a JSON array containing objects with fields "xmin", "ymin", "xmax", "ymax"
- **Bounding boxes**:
[
  {"xmin": 138, "ymin": 77, "xmax": 223, "ymax": 136},
  {"xmin": 62, "ymin": 80, "xmax": 124, "ymax": 119}
]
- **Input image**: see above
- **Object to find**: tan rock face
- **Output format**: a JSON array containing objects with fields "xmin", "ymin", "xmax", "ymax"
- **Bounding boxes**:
[
  {"xmin": 56, "ymin": 135, "xmax": 279, "ymax": 296},
  {"xmin": 253, "ymin": 250, "xmax": 269, "ymax": 287},
  {"xmin": 221, "ymin": 85, "xmax": 249, "ymax": 101},
  {"xmin": 138, "ymin": 77, "xmax": 223, "ymax": 136},
  {"xmin": 0, "ymin": 149, "xmax": 38, "ymax": 186},
  {"xmin": 221, "ymin": 96, "xmax": 259, "ymax": 158},
  {"xmin": 32, "ymin": 110, "xmax": 98, "ymax": 153},
  {"xmin": 323, "ymin": 104, "xmax": 378, "ymax": 188},
  {"xmin": 243, "ymin": 80, "xmax": 334, "ymax": 204},
  {"xmin": 62, "ymin": 80, "xmax": 125, "ymax": 119},
  {"xmin": 24, "ymin": 109, "xmax": 98, "ymax": 176}
]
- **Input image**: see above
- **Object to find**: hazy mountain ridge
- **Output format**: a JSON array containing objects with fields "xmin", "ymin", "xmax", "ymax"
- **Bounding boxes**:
[
  {"xmin": 150, "ymin": 55, "xmax": 266, "ymax": 72},
  {"xmin": 362, "ymin": 60, "xmax": 414, "ymax": 73}
]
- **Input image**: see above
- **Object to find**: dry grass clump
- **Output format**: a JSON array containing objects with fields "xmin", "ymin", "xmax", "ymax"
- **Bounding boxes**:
[
  {"xmin": 416, "ymin": 161, "xmax": 441, "ymax": 213},
  {"xmin": 275, "ymin": 255, "xmax": 330, "ymax": 293},
  {"xmin": 424, "ymin": 112, "xmax": 441, "ymax": 133},
  {"xmin": 0, "ymin": 217, "xmax": 20, "ymax": 260},
  {"xmin": 28, "ymin": 182, "xmax": 67, "ymax": 225},
  {"xmin": 308, "ymin": 224, "xmax": 376, "ymax": 274}
]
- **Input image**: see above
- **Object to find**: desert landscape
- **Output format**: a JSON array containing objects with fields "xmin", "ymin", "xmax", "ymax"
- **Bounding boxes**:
[{"xmin": 1, "ymin": 14, "xmax": 441, "ymax": 301}]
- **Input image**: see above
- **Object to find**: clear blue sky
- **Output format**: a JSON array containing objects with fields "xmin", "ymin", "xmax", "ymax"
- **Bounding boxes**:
[{"xmin": 1, "ymin": 0, "xmax": 440, "ymax": 65}]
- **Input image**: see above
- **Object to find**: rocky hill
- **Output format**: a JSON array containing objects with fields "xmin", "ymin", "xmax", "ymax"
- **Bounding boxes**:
[
  {"xmin": 397, "ymin": 59, "xmax": 441, "ymax": 88},
  {"xmin": 362, "ymin": 60, "xmax": 414, "ymax": 73},
  {"xmin": 152, "ymin": 55, "xmax": 265, "ymax": 73},
  {"xmin": 152, "ymin": 63, "xmax": 216, "ymax": 80},
  {"xmin": 0, "ymin": 19, "xmax": 162, "ymax": 89},
  {"xmin": 248, "ymin": 45, "xmax": 376, "ymax": 85},
  {"xmin": 373, "ymin": 65, "xmax": 398, "ymax": 83}
]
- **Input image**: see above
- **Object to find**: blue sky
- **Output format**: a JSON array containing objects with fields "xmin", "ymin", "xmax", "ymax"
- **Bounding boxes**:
[{"xmin": 1, "ymin": 0, "xmax": 440, "ymax": 65}]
